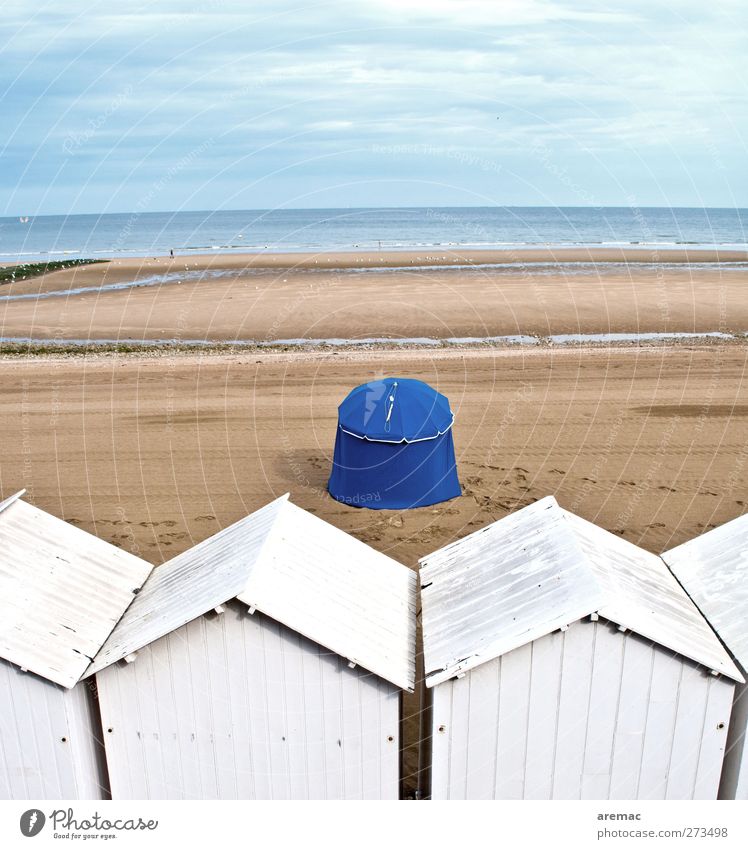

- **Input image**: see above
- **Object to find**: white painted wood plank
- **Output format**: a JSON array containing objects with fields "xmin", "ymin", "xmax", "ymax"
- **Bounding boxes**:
[
  {"xmin": 609, "ymin": 636, "xmax": 655, "ymax": 799},
  {"xmin": 665, "ymin": 662, "xmax": 710, "ymax": 799},
  {"xmin": 463, "ymin": 657, "xmax": 500, "ymax": 800},
  {"xmin": 694, "ymin": 677, "xmax": 735, "ymax": 799},
  {"xmin": 340, "ymin": 659, "xmax": 363, "ymax": 799},
  {"xmin": 299, "ymin": 637, "xmax": 325, "ymax": 799},
  {"xmin": 637, "ymin": 649, "xmax": 682, "ymax": 799},
  {"xmin": 430, "ymin": 684, "xmax": 453, "ymax": 800},
  {"xmin": 525, "ymin": 631, "xmax": 564, "ymax": 800},
  {"xmin": 202, "ymin": 613, "xmax": 238, "ymax": 800},
  {"xmin": 0, "ymin": 659, "xmax": 105, "ymax": 800},
  {"xmin": 582, "ymin": 622, "xmax": 626, "ymax": 798},
  {"xmin": 720, "ymin": 682, "xmax": 748, "ymax": 799},
  {"xmin": 280, "ymin": 628, "xmax": 310, "ymax": 800},
  {"xmin": 496, "ymin": 644, "xmax": 532, "ymax": 799},
  {"xmin": 242, "ymin": 611, "xmax": 273, "ymax": 800},
  {"xmin": 552, "ymin": 623, "xmax": 595, "ymax": 799},
  {"xmin": 320, "ymin": 652, "xmax": 345, "ymax": 799},
  {"xmin": 446, "ymin": 671, "xmax": 473, "ymax": 799}
]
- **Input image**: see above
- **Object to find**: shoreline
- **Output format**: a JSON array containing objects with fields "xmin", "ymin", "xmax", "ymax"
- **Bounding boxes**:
[
  {"xmin": 0, "ymin": 242, "xmax": 748, "ymax": 268},
  {"xmin": 3, "ymin": 247, "xmax": 748, "ymax": 348},
  {"xmin": 4, "ymin": 245, "xmax": 748, "ymax": 276}
]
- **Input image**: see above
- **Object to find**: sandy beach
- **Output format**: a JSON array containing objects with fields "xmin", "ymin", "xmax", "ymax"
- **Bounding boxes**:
[
  {"xmin": 2, "ymin": 250, "xmax": 748, "ymax": 791},
  {"xmin": 2, "ymin": 249, "xmax": 748, "ymax": 344}
]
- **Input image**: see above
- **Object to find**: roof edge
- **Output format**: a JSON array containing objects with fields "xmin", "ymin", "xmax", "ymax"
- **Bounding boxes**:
[
  {"xmin": 425, "ymin": 600, "xmax": 601, "ymax": 688},
  {"xmin": 237, "ymin": 500, "xmax": 417, "ymax": 691},
  {"xmin": 84, "ymin": 494, "xmax": 291, "ymax": 678},
  {"xmin": 0, "ymin": 489, "xmax": 26, "ymax": 517}
]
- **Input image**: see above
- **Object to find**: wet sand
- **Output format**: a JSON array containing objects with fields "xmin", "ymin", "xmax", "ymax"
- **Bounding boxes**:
[{"xmin": 2, "ymin": 249, "xmax": 748, "ymax": 344}]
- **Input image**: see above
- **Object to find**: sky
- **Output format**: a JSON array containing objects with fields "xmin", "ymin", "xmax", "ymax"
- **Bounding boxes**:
[{"xmin": 1, "ymin": 0, "xmax": 746, "ymax": 215}]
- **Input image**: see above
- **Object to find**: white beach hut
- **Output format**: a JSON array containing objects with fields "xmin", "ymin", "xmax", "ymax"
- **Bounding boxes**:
[
  {"xmin": 662, "ymin": 514, "xmax": 748, "ymax": 799},
  {"xmin": 0, "ymin": 491, "xmax": 152, "ymax": 800},
  {"xmin": 87, "ymin": 494, "xmax": 417, "ymax": 800},
  {"xmin": 419, "ymin": 496, "xmax": 743, "ymax": 800}
]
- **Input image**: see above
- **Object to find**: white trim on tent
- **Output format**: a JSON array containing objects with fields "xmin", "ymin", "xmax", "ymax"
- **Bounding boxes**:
[{"xmin": 339, "ymin": 412, "xmax": 455, "ymax": 444}]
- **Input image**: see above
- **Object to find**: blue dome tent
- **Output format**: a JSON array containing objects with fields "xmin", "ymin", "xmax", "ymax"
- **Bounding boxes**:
[{"xmin": 328, "ymin": 378, "xmax": 461, "ymax": 509}]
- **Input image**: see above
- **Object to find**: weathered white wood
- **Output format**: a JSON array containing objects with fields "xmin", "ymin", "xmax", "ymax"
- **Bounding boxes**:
[
  {"xmin": 524, "ymin": 630, "xmax": 564, "ymax": 799},
  {"xmin": 0, "ymin": 498, "xmax": 151, "ymax": 688},
  {"xmin": 693, "ymin": 676, "xmax": 735, "ymax": 799},
  {"xmin": 552, "ymin": 623, "xmax": 595, "ymax": 799},
  {"xmin": 445, "ymin": 671, "xmax": 471, "ymax": 799},
  {"xmin": 97, "ymin": 603, "xmax": 399, "ymax": 800},
  {"xmin": 430, "ymin": 619, "xmax": 735, "ymax": 800},
  {"xmin": 429, "ymin": 685, "xmax": 452, "ymax": 800},
  {"xmin": 662, "ymin": 518, "xmax": 748, "ymax": 799},
  {"xmin": 497, "ymin": 643, "xmax": 533, "ymax": 799},
  {"xmin": 421, "ymin": 497, "xmax": 741, "ymax": 688},
  {"xmin": 463, "ymin": 658, "xmax": 500, "ymax": 800},
  {"xmin": 581, "ymin": 623, "xmax": 626, "ymax": 799},
  {"xmin": 609, "ymin": 636, "xmax": 655, "ymax": 799},
  {"xmin": 0, "ymin": 658, "xmax": 107, "ymax": 800},
  {"xmin": 666, "ymin": 661, "xmax": 710, "ymax": 799},
  {"xmin": 720, "ymin": 682, "xmax": 748, "ymax": 799}
]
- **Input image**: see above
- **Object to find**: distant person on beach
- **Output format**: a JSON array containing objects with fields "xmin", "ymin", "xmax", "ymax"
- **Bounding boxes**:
[{"xmin": 170, "ymin": 249, "xmax": 174, "ymax": 258}]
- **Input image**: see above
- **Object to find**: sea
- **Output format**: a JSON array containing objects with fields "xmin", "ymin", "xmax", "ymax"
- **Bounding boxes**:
[{"xmin": 1, "ymin": 207, "xmax": 747, "ymax": 262}]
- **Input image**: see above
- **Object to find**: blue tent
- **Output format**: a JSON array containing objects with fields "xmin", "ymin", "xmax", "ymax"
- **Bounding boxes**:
[{"xmin": 328, "ymin": 378, "xmax": 461, "ymax": 509}]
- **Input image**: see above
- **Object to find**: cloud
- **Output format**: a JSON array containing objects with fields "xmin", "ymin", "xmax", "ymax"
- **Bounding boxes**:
[{"xmin": 0, "ymin": 0, "xmax": 745, "ymax": 213}]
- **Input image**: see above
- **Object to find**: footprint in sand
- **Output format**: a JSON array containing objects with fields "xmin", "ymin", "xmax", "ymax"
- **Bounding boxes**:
[{"xmin": 195, "ymin": 515, "xmax": 216, "ymax": 522}]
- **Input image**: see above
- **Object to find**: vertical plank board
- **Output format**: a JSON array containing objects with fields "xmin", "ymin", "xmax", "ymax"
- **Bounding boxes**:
[
  {"xmin": 524, "ymin": 631, "xmax": 564, "ymax": 800},
  {"xmin": 581, "ymin": 623, "xmax": 625, "ymax": 799},
  {"xmin": 132, "ymin": 647, "xmax": 167, "ymax": 799},
  {"xmin": 462, "ymin": 658, "xmax": 501, "ymax": 800},
  {"xmin": 227, "ymin": 609, "xmax": 254, "ymax": 799},
  {"xmin": 340, "ymin": 660, "xmax": 364, "ymax": 799},
  {"xmin": 637, "ymin": 650, "xmax": 682, "ymax": 799},
  {"xmin": 552, "ymin": 623, "xmax": 595, "ymax": 799},
  {"xmin": 242, "ymin": 611, "xmax": 273, "ymax": 799},
  {"xmin": 261, "ymin": 618, "xmax": 291, "ymax": 800},
  {"xmin": 378, "ymin": 682, "xmax": 400, "ymax": 800},
  {"xmin": 694, "ymin": 677, "xmax": 735, "ymax": 799},
  {"xmin": 97, "ymin": 664, "xmax": 139, "ymax": 799},
  {"xmin": 299, "ymin": 639, "xmax": 325, "ymax": 799},
  {"xmin": 164, "ymin": 624, "xmax": 200, "ymax": 799},
  {"xmin": 430, "ymin": 683, "xmax": 453, "ymax": 800},
  {"xmin": 203, "ymin": 612, "xmax": 238, "ymax": 800},
  {"xmin": 445, "ymin": 672, "xmax": 472, "ymax": 799},
  {"xmin": 279, "ymin": 628, "xmax": 309, "ymax": 799},
  {"xmin": 0, "ymin": 662, "xmax": 30, "ymax": 799},
  {"xmin": 495, "ymin": 643, "xmax": 532, "ymax": 799},
  {"xmin": 320, "ymin": 651, "xmax": 345, "ymax": 799},
  {"xmin": 358, "ymin": 670, "xmax": 385, "ymax": 800},
  {"xmin": 66, "ymin": 681, "xmax": 108, "ymax": 799},
  {"xmin": 719, "ymin": 682, "xmax": 748, "ymax": 800},
  {"xmin": 665, "ymin": 662, "xmax": 710, "ymax": 799},
  {"xmin": 609, "ymin": 636, "xmax": 655, "ymax": 799}
]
